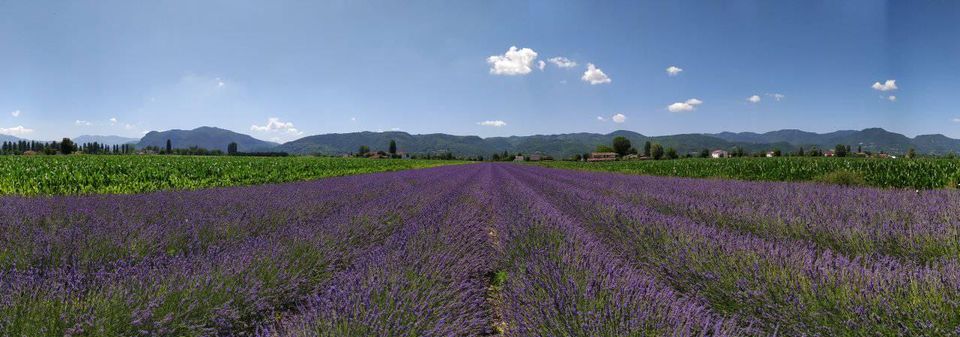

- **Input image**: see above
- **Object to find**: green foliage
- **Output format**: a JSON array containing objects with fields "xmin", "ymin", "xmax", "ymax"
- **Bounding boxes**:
[
  {"xmin": 595, "ymin": 145, "xmax": 615, "ymax": 153},
  {"xmin": 612, "ymin": 137, "xmax": 632, "ymax": 156},
  {"xmin": 665, "ymin": 147, "xmax": 678, "ymax": 159},
  {"xmin": 538, "ymin": 157, "xmax": 960, "ymax": 189},
  {"xmin": 650, "ymin": 144, "xmax": 664, "ymax": 160},
  {"xmin": 0, "ymin": 156, "xmax": 459, "ymax": 196},
  {"xmin": 834, "ymin": 144, "xmax": 849, "ymax": 157}
]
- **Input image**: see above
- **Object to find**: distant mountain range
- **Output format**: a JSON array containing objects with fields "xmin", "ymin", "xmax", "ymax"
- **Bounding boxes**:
[
  {"xmin": 73, "ymin": 135, "xmax": 139, "ymax": 146},
  {"xmin": 706, "ymin": 128, "xmax": 960, "ymax": 155},
  {"xmin": 6, "ymin": 126, "xmax": 960, "ymax": 157},
  {"xmin": 139, "ymin": 127, "xmax": 278, "ymax": 152}
]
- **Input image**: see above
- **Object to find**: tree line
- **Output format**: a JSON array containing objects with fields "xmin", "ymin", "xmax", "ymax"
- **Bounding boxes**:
[{"xmin": 1, "ymin": 138, "xmax": 136, "ymax": 155}]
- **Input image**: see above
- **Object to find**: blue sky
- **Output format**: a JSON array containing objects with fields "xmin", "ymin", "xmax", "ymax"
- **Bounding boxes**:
[{"xmin": 1, "ymin": 0, "xmax": 959, "ymax": 141}]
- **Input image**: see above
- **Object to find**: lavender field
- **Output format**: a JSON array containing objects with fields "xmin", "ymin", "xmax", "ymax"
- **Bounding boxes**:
[{"xmin": 3, "ymin": 163, "xmax": 960, "ymax": 336}]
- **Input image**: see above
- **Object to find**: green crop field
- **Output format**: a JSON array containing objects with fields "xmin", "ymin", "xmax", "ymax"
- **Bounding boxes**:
[
  {"xmin": 0, "ymin": 155, "xmax": 460, "ymax": 196},
  {"xmin": 537, "ymin": 157, "xmax": 960, "ymax": 189}
]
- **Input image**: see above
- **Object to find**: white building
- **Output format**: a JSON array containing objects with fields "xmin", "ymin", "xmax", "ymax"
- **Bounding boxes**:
[{"xmin": 710, "ymin": 150, "xmax": 729, "ymax": 158}]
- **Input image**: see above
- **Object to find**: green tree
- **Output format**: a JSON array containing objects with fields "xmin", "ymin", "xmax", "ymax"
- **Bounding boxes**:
[
  {"xmin": 773, "ymin": 149, "xmax": 782, "ymax": 157},
  {"xmin": 227, "ymin": 142, "xmax": 238, "ymax": 155},
  {"xmin": 834, "ymin": 144, "xmax": 848, "ymax": 157},
  {"xmin": 699, "ymin": 148, "xmax": 710, "ymax": 158},
  {"xmin": 60, "ymin": 138, "xmax": 75, "ymax": 155},
  {"xmin": 358, "ymin": 145, "xmax": 370, "ymax": 155},
  {"xmin": 612, "ymin": 136, "xmax": 632, "ymax": 157},
  {"xmin": 665, "ymin": 147, "xmax": 678, "ymax": 159},
  {"xmin": 389, "ymin": 140, "xmax": 397, "ymax": 155},
  {"xmin": 650, "ymin": 143, "xmax": 664, "ymax": 160},
  {"xmin": 907, "ymin": 148, "xmax": 916, "ymax": 159},
  {"xmin": 165, "ymin": 139, "xmax": 172, "ymax": 154},
  {"xmin": 643, "ymin": 141, "xmax": 652, "ymax": 157}
]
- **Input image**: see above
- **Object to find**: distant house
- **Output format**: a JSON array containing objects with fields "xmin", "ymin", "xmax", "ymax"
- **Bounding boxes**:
[
  {"xmin": 765, "ymin": 151, "xmax": 776, "ymax": 157},
  {"xmin": 710, "ymin": 150, "xmax": 729, "ymax": 158},
  {"xmin": 514, "ymin": 155, "xmax": 525, "ymax": 162},
  {"xmin": 622, "ymin": 154, "xmax": 640, "ymax": 160},
  {"xmin": 823, "ymin": 150, "xmax": 835, "ymax": 157},
  {"xmin": 529, "ymin": 153, "xmax": 542, "ymax": 161},
  {"xmin": 588, "ymin": 152, "xmax": 617, "ymax": 162}
]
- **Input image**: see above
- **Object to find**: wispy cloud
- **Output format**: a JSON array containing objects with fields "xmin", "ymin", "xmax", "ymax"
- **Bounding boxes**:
[
  {"xmin": 747, "ymin": 95, "xmax": 761, "ymax": 103},
  {"xmin": 887, "ymin": 95, "xmax": 897, "ymax": 102},
  {"xmin": 665, "ymin": 66, "xmax": 683, "ymax": 76},
  {"xmin": 667, "ymin": 98, "xmax": 703, "ymax": 113},
  {"xmin": 0, "ymin": 125, "xmax": 34, "ymax": 136},
  {"xmin": 75, "ymin": 120, "xmax": 92, "ymax": 126},
  {"xmin": 548, "ymin": 57, "xmax": 577, "ymax": 68},
  {"xmin": 766, "ymin": 93, "xmax": 785, "ymax": 101},
  {"xmin": 477, "ymin": 120, "xmax": 507, "ymax": 127},
  {"xmin": 487, "ymin": 46, "xmax": 539, "ymax": 76},
  {"xmin": 871, "ymin": 79, "xmax": 898, "ymax": 91},
  {"xmin": 251, "ymin": 117, "xmax": 303, "ymax": 136},
  {"xmin": 10, "ymin": 110, "xmax": 20, "ymax": 117}
]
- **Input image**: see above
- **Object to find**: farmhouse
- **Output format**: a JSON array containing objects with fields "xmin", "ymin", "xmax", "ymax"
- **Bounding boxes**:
[
  {"xmin": 766, "ymin": 151, "xmax": 776, "ymax": 157},
  {"xmin": 514, "ymin": 155, "xmax": 525, "ymax": 162},
  {"xmin": 588, "ymin": 152, "xmax": 617, "ymax": 162},
  {"xmin": 529, "ymin": 153, "xmax": 542, "ymax": 161},
  {"xmin": 824, "ymin": 150, "xmax": 835, "ymax": 157},
  {"xmin": 710, "ymin": 150, "xmax": 729, "ymax": 158}
]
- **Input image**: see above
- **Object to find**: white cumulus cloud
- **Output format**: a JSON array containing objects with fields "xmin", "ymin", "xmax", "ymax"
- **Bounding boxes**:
[
  {"xmin": 666, "ymin": 66, "xmax": 683, "ymax": 76},
  {"xmin": 251, "ymin": 117, "xmax": 303, "ymax": 135},
  {"xmin": 0, "ymin": 125, "xmax": 34, "ymax": 136},
  {"xmin": 487, "ymin": 46, "xmax": 539, "ymax": 76},
  {"xmin": 747, "ymin": 95, "xmax": 761, "ymax": 103},
  {"xmin": 538, "ymin": 60, "xmax": 546, "ymax": 71},
  {"xmin": 667, "ymin": 98, "xmax": 703, "ymax": 113},
  {"xmin": 611, "ymin": 113, "xmax": 626, "ymax": 123},
  {"xmin": 10, "ymin": 110, "xmax": 20, "ymax": 117},
  {"xmin": 887, "ymin": 95, "xmax": 897, "ymax": 102},
  {"xmin": 548, "ymin": 57, "xmax": 577, "ymax": 68},
  {"xmin": 75, "ymin": 120, "xmax": 92, "ymax": 126},
  {"xmin": 872, "ymin": 79, "xmax": 898, "ymax": 91},
  {"xmin": 478, "ymin": 120, "xmax": 507, "ymax": 127},
  {"xmin": 581, "ymin": 63, "xmax": 611, "ymax": 85}
]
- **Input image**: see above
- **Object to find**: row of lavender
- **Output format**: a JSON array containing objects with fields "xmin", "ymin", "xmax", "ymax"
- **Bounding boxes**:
[
  {"xmin": 501, "ymin": 164, "xmax": 960, "ymax": 335},
  {"xmin": 0, "ymin": 166, "xmax": 494, "ymax": 336},
  {"xmin": 3, "ymin": 163, "xmax": 959, "ymax": 335}
]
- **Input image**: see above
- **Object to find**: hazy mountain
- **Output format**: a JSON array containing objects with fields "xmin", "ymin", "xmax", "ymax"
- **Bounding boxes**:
[
  {"xmin": 128, "ymin": 126, "xmax": 960, "ymax": 157},
  {"xmin": 138, "ymin": 127, "xmax": 278, "ymax": 152},
  {"xmin": 277, "ymin": 130, "xmax": 797, "ymax": 158},
  {"xmin": 73, "ymin": 135, "xmax": 139, "ymax": 146},
  {"xmin": 708, "ymin": 128, "xmax": 955, "ymax": 154},
  {"xmin": 0, "ymin": 135, "xmax": 23, "ymax": 142}
]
